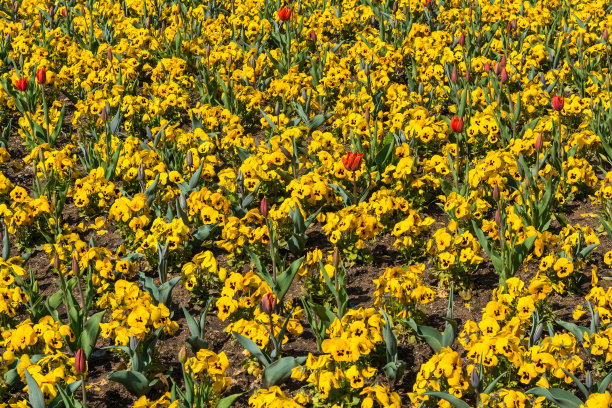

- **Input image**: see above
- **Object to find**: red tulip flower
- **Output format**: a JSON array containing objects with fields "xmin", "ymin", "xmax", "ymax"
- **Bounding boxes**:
[
  {"xmin": 278, "ymin": 7, "xmax": 292, "ymax": 21},
  {"xmin": 551, "ymin": 95, "xmax": 564, "ymax": 112},
  {"xmin": 450, "ymin": 116, "xmax": 464, "ymax": 133},
  {"xmin": 14, "ymin": 77, "xmax": 27, "ymax": 92},
  {"xmin": 36, "ymin": 67, "xmax": 46, "ymax": 85},
  {"xmin": 260, "ymin": 197, "xmax": 269, "ymax": 217},
  {"xmin": 342, "ymin": 152, "xmax": 364, "ymax": 172}
]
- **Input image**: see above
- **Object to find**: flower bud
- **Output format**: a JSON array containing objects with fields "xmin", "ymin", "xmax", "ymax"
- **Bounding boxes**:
[
  {"xmin": 392, "ymin": 1, "xmax": 398, "ymax": 13},
  {"xmin": 178, "ymin": 345, "xmax": 187, "ymax": 364},
  {"xmin": 107, "ymin": 47, "xmax": 112, "ymax": 62},
  {"xmin": 450, "ymin": 65, "xmax": 458, "ymax": 84},
  {"xmin": 500, "ymin": 67, "xmax": 509, "ymax": 83},
  {"xmin": 332, "ymin": 247, "xmax": 340, "ymax": 269},
  {"xmin": 301, "ymin": 88, "xmax": 307, "ymax": 102},
  {"xmin": 418, "ymin": 82, "xmax": 424, "ymax": 95},
  {"xmin": 75, "ymin": 348, "xmax": 86, "ymax": 374},
  {"xmin": 138, "ymin": 162, "xmax": 145, "ymax": 185},
  {"xmin": 186, "ymin": 150, "xmax": 193, "ymax": 169},
  {"xmin": 604, "ymin": 28, "xmax": 609, "ymax": 42},
  {"xmin": 179, "ymin": 193, "xmax": 187, "ymax": 211},
  {"xmin": 72, "ymin": 256, "xmax": 79, "ymax": 276},
  {"xmin": 310, "ymin": 30, "xmax": 317, "ymax": 42},
  {"xmin": 535, "ymin": 133, "xmax": 543, "ymax": 152},
  {"xmin": 458, "ymin": 32, "xmax": 465, "ymax": 46},
  {"xmin": 594, "ymin": 310, "xmax": 600, "ymax": 328},
  {"xmin": 130, "ymin": 335, "xmax": 139, "ymax": 351},
  {"xmin": 484, "ymin": 62, "xmax": 490, "ymax": 73},
  {"xmin": 53, "ymin": 252, "xmax": 59, "ymax": 270},
  {"xmin": 470, "ymin": 367, "xmax": 480, "ymax": 389},
  {"xmin": 364, "ymin": 108, "xmax": 370, "ymax": 123},
  {"xmin": 36, "ymin": 67, "xmax": 46, "ymax": 84},
  {"xmin": 465, "ymin": 69, "xmax": 470, "ymax": 82},
  {"xmin": 260, "ymin": 197, "xmax": 268, "ymax": 217},
  {"xmin": 476, "ymin": 32, "xmax": 482, "ymax": 44},
  {"xmin": 586, "ymin": 371, "xmax": 593, "ymax": 389},
  {"xmin": 261, "ymin": 293, "xmax": 277, "ymax": 314},
  {"xmin": 533, "ymin": 322, "xmax": 543, "ymax": 343},
  {"xmin": 274, "ymin": 101, "xmax": 280, "ymax": 116},
  {"xmin": 500, "ymin": 55, "xmax": 507, "ymax": 67},
  {"xmin": 493, "ymin": 184, "xmax": 499, "ymax": 201},
  {"xmin": 494, "ymin": 208, "xmax": 501, "ymax": 226}
]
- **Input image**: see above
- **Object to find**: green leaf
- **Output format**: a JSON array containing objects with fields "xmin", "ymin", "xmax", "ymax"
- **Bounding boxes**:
[
  {"xmin": 232, "ymin": 331, "xmax": 271, "ymax": 366},
  {"xmin": 25, "ymin": 369, "xmax": 46, "ymax": 408},
  {"xmin": 557, "ymin": 320, "xmax": 588, "ymax": 343},
  {"xmin": 108, "ymin": 370, "xmax": 151, "ymax": 396},
  {"xmin": 423, "ymin": 391, "xmax": 470, "ymax": 408},
  {"xmin": 276, "ymin": 257, "xmax": 304, "ymax": 303},
  {"xmin": 405, "ymin": 318, "xmax": 442, "ymax": 353},
  {"xmin": 216, "ymin": 393, "xmax": 243, "ymax": 408},
  {"xmin": 597, "ymin": 369, "xmax": 612, "ymax": 393},
  {"xmin": 561, "ymin": 368, "xmax": 589, "ymax": 399},
  {"xmin": 80, "ymin": 310, "xmax": 106, "ymax": 358},
  {"xmin": 182, "ymin": 304, "xmax": 200, "ymax": 337},
  {"xmin": 483, "ymin": 371, "xmax": 507, "ymax": 394},
  {"xmin": 262, "ymin": 356, "xmax": 306, "ymax": 387},
  {"xmin": 526, "ymin": 387, "xmax": 582, "ymax": 408}
]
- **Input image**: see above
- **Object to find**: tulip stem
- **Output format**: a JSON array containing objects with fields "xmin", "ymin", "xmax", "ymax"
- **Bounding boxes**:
[
  {"xmin": 81, "ymin": 374, "xmax": 87, "ymax": 408},
  {"xmin": 352, "ymin": 171, "xmax": 358, "ymax": 205}
]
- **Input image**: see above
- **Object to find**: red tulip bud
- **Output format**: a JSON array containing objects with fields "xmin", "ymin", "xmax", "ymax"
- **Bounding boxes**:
[
  {"xmin": 75, "ymin": 348, "xmax": 86, "ymax": 374},
  {"xmin": 260, "ymin": 197, "xmax": 269, "ymax": 217},
  {"xmin": 458, "ymin": 32, "xmax": 465, "ymax": 46},
  {"xmin": 493, "ymin": 184, "xmax": 500, "ymax": 201},
  {"xmin": 484, "ymin": 62, "xmax": 490, "ymax": 73},
  {"xmin": 178, "ymin": 345, "xmax": 187, "ymax": 364},
  {"xmin": 535, "ymin": 133, "xmax": 543, "ymax": 151},
  {"xmin": 36, "ymin": 67, "xmax": 46, "ymax": 84},
  {"xmin": 500, "ymin": 55, "xmax": 507, "ymax": 67},
  {"xmin": 450, "ymin": 65, "xmax": 458, "ymax": 84},
  {"xmin": 494, "ymin": 208, "xmax": 501, "ymax": 226},
  {"xmin": 72, "ymin": 256, "xmax": 79, "ymax": 276},
  {"xmin": 500, "ymin": 67, "xmax": 509, "ymax": 83},
  {"xmin": 261, "ymin": 293, "xmax": 277, "ymax": 314},
  {"xmin": 604, "ymin": 28, "xmax": 609, "ymax": 42},
  {"xmin": 310, "ymin": 30, "xmax": 316, "ymax": 42}
]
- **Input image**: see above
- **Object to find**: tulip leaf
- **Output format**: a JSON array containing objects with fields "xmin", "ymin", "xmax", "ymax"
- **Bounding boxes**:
[
  {"xmin": 25, "ymin": 369, "xmax": 46, "ymax": 408},
  {"xmin": 526, "ymin": 387, "xmax": 582, "ymax": 408},
  {"xmin": 216, "ymin": 393, "xmax": 243, "ymax": 408},
  {"xmin": 262, "ymin": 356, "xmax": 306, "ymax": 387},
  {"xmin": 423, "ymin": 391, "xmax": 470, "ymax": 408},
  {"xmin": 232, "ymin": 331, "xmax": 271, "ymax": 366},
  {"xmin": 80, "ymin": 310, "xmax": 106, "ymax": 358},
  {"xmin": 108, "ymin": 370, "xmax": 151, "ymax": 396}
]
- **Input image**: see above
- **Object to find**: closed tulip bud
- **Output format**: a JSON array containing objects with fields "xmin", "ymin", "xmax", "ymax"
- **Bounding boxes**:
[
  {"xmin": 500, "ymin": 55, "xmax": 507, "ymax": 67},
  {"xmin": 49, "ymin": 6, "xmax": 53, "ymax": 17},
  {"xmin": 36, "ymin": 67, "xmax": 46, "ymax": 84},
  {"xmin": 178, "ymin": 345, "xmax": 187, "ymax": 364},
  {"xmin": 594, "ymin": 310, "xmax": 600, "ymax": 328},
  {"xmin": 174, "ymin": 12, "xmax": 179, "ymax": 25},
  {"xmin": 53, "ymin": 252, "xmax": 59, "ymax": 270},
  {"xmin": 458, "ymin": 32, "xmax": 465, "ymax": 46},
  {"xmin": 392, "ymin": 1, "xmax": 398, "ymax": 13},
  {"xmin": 535, "ymin": 133, "xmax": 543, "ymax": 151},
  {"xmin": 260, "ymin": 197, "xmax": 268, "ymax": 217},
  {"xmin": 13, "ymin": 1, "xmax": 19, "ymax": 14},
  {"xmin": 261, "ymin": 293, "xmax": 277, "ymax": 314},
  {"xmin": 493, "ymin": 184, "xmax": 499, "ymax": 201},
  {"xmin": 179, "ymin": 193, "xmax": 187, "ymax": 211},
  {"xmin": 476, "ymin": 32, "xmax": 482, "ymax": 43},
  {"xmin": 332, "ymin": 247, "xmax": 340, "ymax": 269},
  {"xmin": 80, "ymin": 4, "xmax": 85, "ymax": 15},
  {"xmin": 61, "ymin": 8, "xmax": 67, "ymax": 18},
  {"xmin": 551, "ymin": 95, "xmax": 564, "ymax": 111},
  {"xmin": 484, "ymin": 62, "xmax": 490, "ymax": 73},
  {"xmin": 107, "ymin": 47, "xmax": 112, "ymax": 61},
  {"xmin": 138, "ymin": 162, "xmax": 145, "ymax": 183},
  {"xmin": 364, "ymin": 108, "xmax": 370, "ymax": 123},
  {"xmin": 75, "ymin": 348, "xmax": 86, "ymax": 374},
  {"xmin": 186, "ymin": 151, "xmax": 193, "ymax": 169},
  {"xmin": 494, "ymin": 62, "xmax": 501, "ymax": 75},
  {"xmin": 533, "ymin": 322, "xmax": 543, "ymax": 343},
  {"xmin": 72, "ymin": 256, "xmax": 79, "ymax": 276},
  {"xmin": 418, "ymin": 82, "xmax": 424, "ymax": 95},
  {"xmin": 205, "ymin": 44, "xmax": 210, "ymax": 57},
  {"xmin": 450, "ymin": 65, "xmax": 458, "ymax": 84},
  {"xmin": 310, "ymin": 30, "xmax": 316, "ymax": 42},
  {"xmin": 494, "ymin": 208, "xmax": 501, "ymax": 225},
  {"xmin": 586, "ymin": 371, "xmax": 593, "ymax": 389},
  {"xmin": 274, "ymin": 101, "xmax": 280, "ymax": 116},
  {"xmin": 604, "ymin": 28, "xmax": 609, "ymax": 42},
  {"xmin": 511, "ymin": 19, "xmax": 517, "ymax": 29},
  {"xmin": 145, "ymin": 16, "xmax": 150, "ymax": 29},
  {"xmin": 465, "ymin": 69, "xmax": 470, "ymax": 81},
  {"xmin": 500, "ymin": 67, "xmax": 509, "ymax": 83},
  {"xmin": 226, "ymin": 55, "xmax": 232, "ymax": 70},
  {"xmin": 130, "ymin": 335, "xmax": 139, "ymax": 351},
  {"xmin": 301, "ymin": 88, "xmax": 307, "ymax": 102},
  {"xmin": 470, "ymin": 367, "xmax": 480, "ymax": 389}
]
